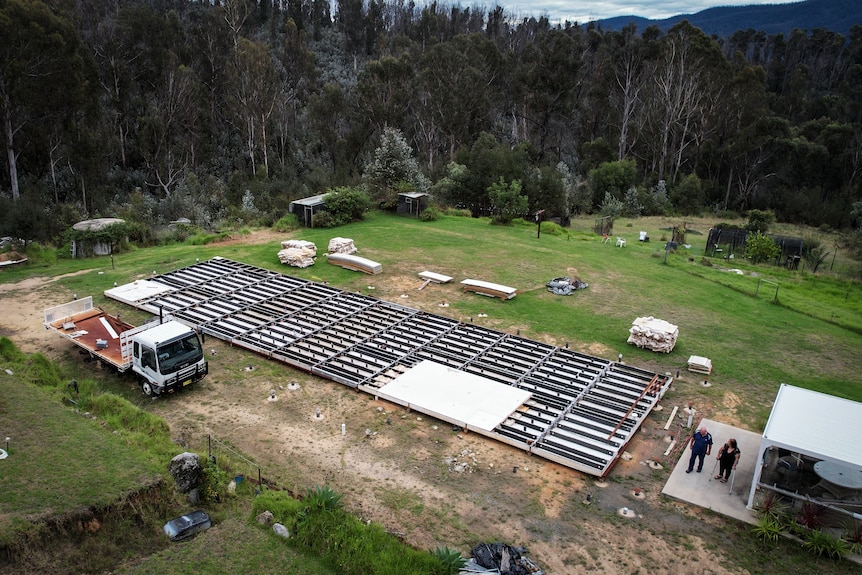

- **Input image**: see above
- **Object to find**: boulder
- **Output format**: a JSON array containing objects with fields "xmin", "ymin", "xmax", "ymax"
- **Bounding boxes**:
[
  {"xmin": 168, "ymin": 452, "xmax": 203, "ymax": 493},
  {"xmin": 273, "ymin": 523, "xmax": 290, "ymax": 538},
  {"xmin": 256, "ymin": 510, "xmax": 275, "ymax": 526}
]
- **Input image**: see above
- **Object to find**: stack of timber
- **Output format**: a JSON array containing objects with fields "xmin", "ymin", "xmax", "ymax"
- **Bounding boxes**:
[
  {"xmin": 460, "ymin": 279, "xmax": 517, "ymax": 300},
  {"xmin": 626, "ymin": 316, "xmax": 678, "ymax": 353},
  {"xmin": 326, "ymin": 253, "xmax": 382, "ymax": 274},
  {"xmin": 687, "ymin": 355, "xmax": 713, "ymax": 375}
]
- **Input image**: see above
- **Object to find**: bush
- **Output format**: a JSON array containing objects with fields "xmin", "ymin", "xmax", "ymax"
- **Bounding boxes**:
[
  {"xmin": 752, "ymin": 516, "xmax": 783, "ymax": 542},
  {"xmin": 442, "ymin": 207, "xmax": 471, "ymax": 217},
  {"xmin": 745, "ymin": 231, "xmax": 781, "ymax": 264},
  {"xmin": 746, "ymin": 209, "xmax": 776, "ymax": 233},
  {"xmin": 418, "ymin": 205, "xmax": 442, "ymax": 221},
  {"xmin": 272, "ymin": 213, "xmax": 300, "ymax": 232},
  {"xmin": 321, "ymin": 187, "xmax": 372, "ymax": 227},
  {"xmin": 255, "ymin": 488, "xmax": 454, "ymax": 575},
  {"xmin": 803, "ymin": 529, "xmax": 848, "ymax": 559}
]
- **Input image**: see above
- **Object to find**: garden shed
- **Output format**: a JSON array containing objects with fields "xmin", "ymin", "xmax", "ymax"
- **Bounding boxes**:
[
  {"xmin": 396, "ymin": 192, "xmax": 428, "ymax": 217},
  {"xmin": 70, "ymin": 218, "xmax": 126, "ymax": 258},
  {"xmin": 746, "ymin": 384, "xmax": 862, "ymax": 516},
  {"xmin": 289, "ymin": 194, "xmax": 328, "ymax": 227}
]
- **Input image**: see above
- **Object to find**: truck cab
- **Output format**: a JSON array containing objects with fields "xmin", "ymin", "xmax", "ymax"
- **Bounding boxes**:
[{"xmin": 132, "ymin": 321, "xmax": 208, "ymax": 396}]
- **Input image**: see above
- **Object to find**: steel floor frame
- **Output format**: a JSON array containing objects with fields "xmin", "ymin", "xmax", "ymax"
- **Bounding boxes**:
[{"xmin": 106, "ymin": 257, "xmax": 671, "ymax": 477}]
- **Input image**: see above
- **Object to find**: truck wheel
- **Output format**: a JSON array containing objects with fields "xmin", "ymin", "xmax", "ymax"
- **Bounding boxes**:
[{"xmin": 141, "ymin": 379, "xmax": 156, "ymax": 397}]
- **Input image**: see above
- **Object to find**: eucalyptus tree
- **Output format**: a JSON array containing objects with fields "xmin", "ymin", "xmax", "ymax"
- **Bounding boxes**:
[
  {"xmin": 0, "ymin": 0, "xmax": 95, "ymax": 202},
  {"xmin": 227, "ymin": 38, "xmax": 280, "ymax": 177},
  {"xmin": 609, "ymin": 24, "xmax": 646, "ymax": 161},
  {"xmin": 642, "ymin": 21, "xmax": 728, "ymax": 184},
  {"xmin": 415, "ymin": 34, "xmax": 502, "ymax": 169},
  {"xmin": 511, "ymin": 29, "xmax": 582, "ymax": 163},
  {"xmin": 355, "ymin": 55, "xmax": 414, "ymax": 136}
]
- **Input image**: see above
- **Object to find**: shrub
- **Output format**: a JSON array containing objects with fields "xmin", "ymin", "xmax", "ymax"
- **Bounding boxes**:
[
  {"xmin": 755, "ymin": 490, "xmax": 788, "ymax": 522},
  {"xmin": 746, "ymin": 209, "xmax": 776, "ymax": 233},
  {"xmin": 842, "ymin": 521, "xmax": 862, "ymax": 555},
  {"xmin": 803, "ymin": 529, "xmax": 848, "ymax": 559},
  {"xmin": 745, "ymin": 231, "xmax": 781, "ymax": 264},
  {"xmin": 272, "ymin": 213, "xmax": 300, "ymax": 232},
  {"xmin": 304, "ymin": 484, "xmax": 343, "ymax": 512},
  {"xmin": 539, "ymin": 221, "xmax": 564, "ymax": 236},
  {"xmin": 432, "ymin": 546, "xmax": 466, "ymax": 575},
  {"xmin": 419, "ymin": 205, "xmax": 442, "ymax": 221},
  {"xmin": 752, "ymin": 516, "xmax": 783, "ymax": 542},
  {"xmin": 322, "ymin": 187, "xmax": 372, "ymax": 226},
  {"xmin": 444, "ymin": 207, "xmax": 472, "ymax": 217},
  {"xmin": 797, "ymin": 501, "xmax": 826, "ymax": 529}
]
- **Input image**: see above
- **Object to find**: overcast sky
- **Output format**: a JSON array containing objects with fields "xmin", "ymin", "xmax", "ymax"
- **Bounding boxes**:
[{"xmin": 458, "ymin": 0, "xmax": 801, "ymax": 24}]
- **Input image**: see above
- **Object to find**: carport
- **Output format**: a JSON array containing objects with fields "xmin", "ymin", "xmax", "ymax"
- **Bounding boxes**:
[{"xmin": 746, "ymin": 384, "xmax": 862, "ymax": 518}]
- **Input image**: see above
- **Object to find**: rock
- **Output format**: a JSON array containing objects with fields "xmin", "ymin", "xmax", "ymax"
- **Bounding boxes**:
[
  {"xmin": 256, "ymin": 510, "xmax": 275, "ymax": 526},
  {"xmin": 187, "ymin": 487, "xmax": 202, "ymax": 505},
  {"xmin": 168, "ymin": 452, "xmax": 203, "ymax": 493},
  {"xmin": 273, "ymin": 523, "xmax": 290, "ymax": 538}
]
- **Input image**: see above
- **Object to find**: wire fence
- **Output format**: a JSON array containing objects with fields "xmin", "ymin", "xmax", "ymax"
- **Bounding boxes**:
[{"xmin": 206, "ymin": 434, "xmax": 264, "ymax": 488}]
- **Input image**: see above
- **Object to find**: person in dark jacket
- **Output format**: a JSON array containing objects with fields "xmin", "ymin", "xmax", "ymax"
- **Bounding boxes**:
[
  {"xmin": 686, "ymin": 427, "xmax": 713, "ymax": 473},
  {"xmin": 715, "ymin": 438, "xmax": 741, "ymax": 483}
]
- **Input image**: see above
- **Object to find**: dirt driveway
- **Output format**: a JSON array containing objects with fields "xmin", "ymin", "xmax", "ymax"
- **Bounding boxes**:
[{"xmin": 0, "ymin": 255, "xmax": 745, "ymax": 575}]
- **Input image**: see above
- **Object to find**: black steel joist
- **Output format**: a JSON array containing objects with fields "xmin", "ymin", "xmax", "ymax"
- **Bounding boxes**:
[{"xmin": 107, "ymin": 257, "xmax": 670, "ymax": 477}]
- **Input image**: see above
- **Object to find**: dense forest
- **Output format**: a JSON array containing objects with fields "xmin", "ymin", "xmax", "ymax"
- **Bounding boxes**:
[{"xmin": 1, "ymin": 0, "xmax": 861, "ymax": 245}]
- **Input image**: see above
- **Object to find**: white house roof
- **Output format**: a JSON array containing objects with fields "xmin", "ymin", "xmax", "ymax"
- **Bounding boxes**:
[{"xmin": 762, "ymin": 383, "xmax": 862, "ymax": 467}]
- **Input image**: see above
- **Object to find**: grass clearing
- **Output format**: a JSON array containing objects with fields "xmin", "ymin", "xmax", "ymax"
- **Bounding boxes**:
[{"xmin": 1, "ymin": 212, "xmax": 862, "ymax": 574}]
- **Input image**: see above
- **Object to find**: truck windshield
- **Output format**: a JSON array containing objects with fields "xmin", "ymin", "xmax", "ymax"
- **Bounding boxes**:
[{"xmin": 157, "ymin": 334, "xmax": 203, "ymax": 375}]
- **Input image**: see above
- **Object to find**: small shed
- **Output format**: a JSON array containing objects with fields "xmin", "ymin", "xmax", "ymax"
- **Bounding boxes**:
[
  {"xmin": 396, "ymin": 192, "xmax": 428, "ymax": 217},
  {"xmin": 746, "ymin": 384, "xmax": 862, "ymax": 515},
  {"xmin": 289, "ymin": 194, "xmax": 328, "ymax": 227},
  {"xmin": 70, "ymin": 218, "xmax": 126, "ymax": 258}
]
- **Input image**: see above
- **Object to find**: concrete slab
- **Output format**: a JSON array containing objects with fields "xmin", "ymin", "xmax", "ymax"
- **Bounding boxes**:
[
  {"xmin": 377, "ymin": 360, "xmax": 532, "ymax": 432},
  {"xmin": 661, "ymin": 417, "xmax": 760, "ymax": 524}
]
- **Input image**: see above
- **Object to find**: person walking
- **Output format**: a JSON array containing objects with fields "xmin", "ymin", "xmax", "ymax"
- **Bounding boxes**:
[
  {"xmin": 686, "ymin": 427, "xmax": 713, "ymax": 473},
  {"xmin": 715, "ymin": 438, "xmax": 741, "ymax": 483}
]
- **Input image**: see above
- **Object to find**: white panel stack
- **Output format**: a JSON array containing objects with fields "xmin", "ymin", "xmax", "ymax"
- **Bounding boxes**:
[
  {"xmin": 626, "ymin": 316, "xmax": 678, "ymax": 353},
  {"xmin": 687, "ymin": 355, "xmax": 713, "ymax": 375}
]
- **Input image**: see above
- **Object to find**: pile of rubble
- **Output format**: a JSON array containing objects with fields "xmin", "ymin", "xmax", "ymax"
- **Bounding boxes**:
[
  {"xmin": 277, "ymin": 240, "xmax": 317, "ymax": 268},
  {"xmin": 469, "ymin": 542, "xmax": 543, "ymax": 575},
  {"xmin": 443, "ymin": 448, "xmax": 478, "ymax": 473},
  {"xmin": 545, "ymin": 277, "xmax": 589, "ymax": 295}
]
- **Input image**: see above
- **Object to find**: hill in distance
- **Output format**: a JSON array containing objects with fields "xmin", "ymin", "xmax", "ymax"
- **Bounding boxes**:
[{"xmin": 594, "ymin": 0, "xmax": 860, "ymax": 37}]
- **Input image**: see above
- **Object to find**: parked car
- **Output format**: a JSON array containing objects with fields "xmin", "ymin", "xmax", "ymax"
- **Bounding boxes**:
[{"xmin": 163, "ymin": 510, "xmax": 211, "ymax": 541}]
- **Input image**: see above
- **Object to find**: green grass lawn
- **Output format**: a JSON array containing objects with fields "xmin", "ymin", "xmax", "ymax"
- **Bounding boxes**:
[
  {"xmin": 7, "ymin": 211, "xmax": 861, "ymax": 411},
  {"xmin": 2, "ymin": 211, "xmax": 861, "ymax": 574},
  {"xmin": 0, "ymin": 371, "xmax": 161, "ymax": 530}
]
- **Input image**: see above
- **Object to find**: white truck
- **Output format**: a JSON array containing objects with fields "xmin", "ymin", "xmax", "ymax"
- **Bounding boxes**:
[{"xmin": 44, "ymin": 297, "xmax": 208, "ymax": 396}]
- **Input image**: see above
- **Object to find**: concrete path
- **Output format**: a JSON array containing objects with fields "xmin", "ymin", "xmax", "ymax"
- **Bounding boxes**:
[{"xmin": 661, "ymin": 417, "xmax": 760, "ymax": 524}]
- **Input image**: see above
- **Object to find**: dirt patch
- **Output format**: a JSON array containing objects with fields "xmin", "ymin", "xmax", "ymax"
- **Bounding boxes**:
[{"xmin": 0, "ymin": 236, "xmax": 747, "ymax": 575}]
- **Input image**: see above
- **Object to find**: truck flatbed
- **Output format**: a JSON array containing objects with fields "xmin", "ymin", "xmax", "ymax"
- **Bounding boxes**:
[{"xmin": 44, "ymin": 298, "xmax": 136, "ymax": 371}]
